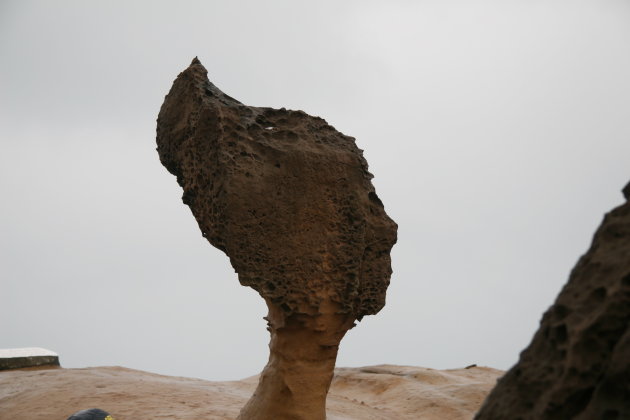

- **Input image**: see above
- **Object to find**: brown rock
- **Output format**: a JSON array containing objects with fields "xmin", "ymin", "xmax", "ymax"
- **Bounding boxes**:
[
  {"xmin": 476, "ymin": 182, "xmax": 630, "ymax": 420},
  {"xmin": 156, "ymin": 58, "xmax": 397, "ymax": 419}
]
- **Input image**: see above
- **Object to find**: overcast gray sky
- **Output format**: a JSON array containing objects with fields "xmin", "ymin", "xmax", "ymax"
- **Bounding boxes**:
[{"xmin": 1, "ymin": 0, "xmax": 629, "ymax": 381}]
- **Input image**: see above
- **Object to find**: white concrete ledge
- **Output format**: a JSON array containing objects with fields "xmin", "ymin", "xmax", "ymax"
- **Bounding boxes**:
[{"xmin": 0, "ymin": 347, "xmax": 60, "ymax": 370}]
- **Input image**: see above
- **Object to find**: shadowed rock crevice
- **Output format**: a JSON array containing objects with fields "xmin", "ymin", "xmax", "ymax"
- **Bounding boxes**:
[
  {"xmin": 475, "ymin": 181, "xmax": 630, "ymax": 420},
  {"xmin": 157, "ymin": 58, "xmax": 397, "ymax": 420}
]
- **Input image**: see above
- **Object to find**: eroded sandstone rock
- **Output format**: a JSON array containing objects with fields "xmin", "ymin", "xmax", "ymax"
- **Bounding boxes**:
[
  {"xmin": 157, "ymin": 58, "xmax": 397, "ymax": 420},
  {"xmin": 476, "ymin": 182, "xmax": 630, "ymax": 420}
]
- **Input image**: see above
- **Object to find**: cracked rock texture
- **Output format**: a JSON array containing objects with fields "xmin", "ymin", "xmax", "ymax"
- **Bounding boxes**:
[
  {"xmin": 476, "ymin": 182, "xmax": 630, "ymax": 420},
  {"xmin": 156, "ymin": 58, "xmax": 397, "ymax": 420}
]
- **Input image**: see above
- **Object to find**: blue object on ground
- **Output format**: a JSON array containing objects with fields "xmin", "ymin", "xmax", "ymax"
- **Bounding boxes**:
[{"xmin": 66, "ymin": 408, "xmax": 113, "ymax": 420}]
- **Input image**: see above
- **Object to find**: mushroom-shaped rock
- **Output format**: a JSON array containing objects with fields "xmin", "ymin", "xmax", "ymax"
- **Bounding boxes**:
[
  {"xmin": 156, "ymin": 58, "xmax": 397, "ymax": 420},
  {"xmin": 476, "ymin": 182, "xmax": 630, "ymax": 420}
]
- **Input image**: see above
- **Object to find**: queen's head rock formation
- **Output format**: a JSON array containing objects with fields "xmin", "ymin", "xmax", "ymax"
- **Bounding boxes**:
[
  {"xmin": 156, "ymin": 58, "xmax": 397, "ymax": 420},
  {"xmin": 476, "ymin": 182, "xmax": 630, "ymax": 420}
]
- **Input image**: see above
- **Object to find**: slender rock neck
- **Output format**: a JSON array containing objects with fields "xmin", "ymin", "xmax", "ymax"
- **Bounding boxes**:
[{"xmin": 237, "ymin": 299, "xmax": 355, "ymax": 420}]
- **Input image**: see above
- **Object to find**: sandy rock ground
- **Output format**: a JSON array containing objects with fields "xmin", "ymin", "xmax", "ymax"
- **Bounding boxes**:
[{"xmin": 0, "ymin": 365, "xmax": 502, "ymax": 420}]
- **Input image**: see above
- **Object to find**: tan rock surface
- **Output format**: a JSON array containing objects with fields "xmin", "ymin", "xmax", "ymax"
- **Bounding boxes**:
[{"xmin": 0, "ymin": 365, "xmax": 502, "ymax": 420}]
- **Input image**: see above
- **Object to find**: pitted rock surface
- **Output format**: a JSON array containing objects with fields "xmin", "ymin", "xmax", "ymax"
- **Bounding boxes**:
[
  {"xmin": 476, "ymin": 182, "xmax": 630, "ymax": 420},
  {"xmin": 157, "ymin": 58, "xmax": 397, "ymax": 318},
  {"xmin": 157, "ymin": 58, "xmax": 397, "ymax": 420}
]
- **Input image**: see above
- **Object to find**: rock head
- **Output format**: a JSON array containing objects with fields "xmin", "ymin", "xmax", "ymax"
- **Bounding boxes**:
[
  {"xmin": 156, "ymin": 58, "xmax": 397, "ymax": 420},
  {"xmin": 476, "ymin": 182, "xmax": 630, "ymax": 420}
]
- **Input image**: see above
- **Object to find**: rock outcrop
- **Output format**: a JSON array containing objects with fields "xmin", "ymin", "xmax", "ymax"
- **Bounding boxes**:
[
  {"xmin": 0, "ymin": 348, "xmax": 60, "ymax": 370},
  {"xmin": 156, "ymin": 58, "xmax": 397, "ymax": 420},
  {"xmin": 476, "ymin": 182, "xmax": 630, "ymax": 420}
]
